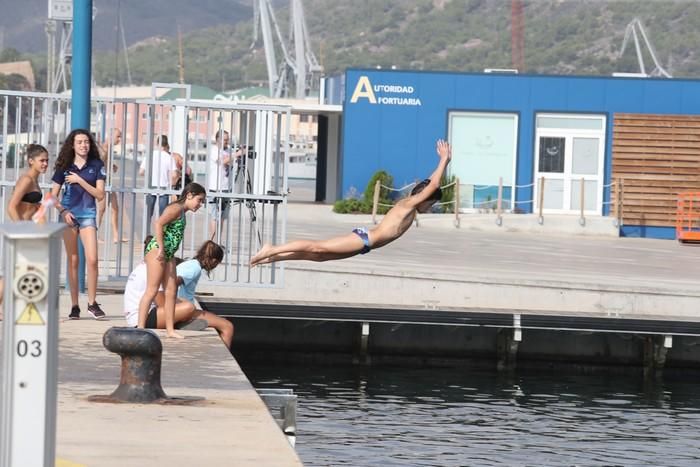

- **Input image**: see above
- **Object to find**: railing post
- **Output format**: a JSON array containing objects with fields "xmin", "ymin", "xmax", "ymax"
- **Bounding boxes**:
[
  {"xmin": 538, "ymin": 176, "xmax": 545, "ymax": 224},
  {"xmin": 454, "ymin": 177, "xmax": 460, "ymax": 228},
  {"xmin": 496, "ymin": 176, "xmax": 503, "ymax": 226},
  {"xmin": 579, "ymin": 176, "xmax": 585, "ymax": 226},
  {"xmin": 371, "ymin": 179, "xmax": 381, "ymax": 225},
  {"xmin": 619, "ymin": 178, "xmax": 625, "ymax": 228},
  {"xmin": 613, "ymin": 178, "xmax": 619, "ymax": 225}
]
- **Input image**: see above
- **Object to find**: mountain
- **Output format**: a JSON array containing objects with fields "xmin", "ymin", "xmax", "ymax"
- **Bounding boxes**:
[
  {"xmin": 3, "ymin": 0, "xmax": 700, "ymax": 92},
  {"xmin": 0, "ymin": 0, "xmax": 255, "ymax": 52}
]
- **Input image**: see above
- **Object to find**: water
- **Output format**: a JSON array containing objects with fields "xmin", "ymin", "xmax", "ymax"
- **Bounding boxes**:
[{"xmin": 244, "ymin": 364, "xmax": 700, "ymax": 466}]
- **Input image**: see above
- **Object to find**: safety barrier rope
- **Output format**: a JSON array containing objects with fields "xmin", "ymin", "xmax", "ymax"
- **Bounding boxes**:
[{"xmin": 379, "ymin": 182, "xmax": 416, "ymax": 192}]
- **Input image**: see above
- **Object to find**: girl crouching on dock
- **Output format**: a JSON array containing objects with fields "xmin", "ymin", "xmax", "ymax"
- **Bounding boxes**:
[{"xmin": 176, "ymin": 241, "xmax": 234, "ymax": 349}]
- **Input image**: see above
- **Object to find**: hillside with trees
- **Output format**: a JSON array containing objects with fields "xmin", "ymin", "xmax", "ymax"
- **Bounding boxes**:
[{"xmin": 3, "ymin": 0, "xmax": 700, "ymax": 92}]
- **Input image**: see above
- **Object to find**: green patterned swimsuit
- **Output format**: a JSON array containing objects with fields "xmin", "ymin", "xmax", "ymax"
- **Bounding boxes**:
[{"xmin": 146, "ymin": 208, "xmax": 186, "ymax": 261}]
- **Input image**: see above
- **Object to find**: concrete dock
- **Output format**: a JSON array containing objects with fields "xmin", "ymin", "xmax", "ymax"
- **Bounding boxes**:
[
  {"xmin": 52, "ymin": 294, "xmax": 302, "ymax": 467},
  {"xmin": 5, "ymin": 203, "xmax": 698, "ymax": 465},
  {"xmin": 202, "ymin": 203, "xmax": 700, "ymax": 322}
]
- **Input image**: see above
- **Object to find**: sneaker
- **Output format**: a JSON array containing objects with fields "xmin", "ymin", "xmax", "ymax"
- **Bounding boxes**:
[
  {"xmin": 87, "ymin": 302, "xmax": 106, "ymax": 320},
  {"xmin": 68, "ymin": 305, "xmax": 80, "ymax": 320}
]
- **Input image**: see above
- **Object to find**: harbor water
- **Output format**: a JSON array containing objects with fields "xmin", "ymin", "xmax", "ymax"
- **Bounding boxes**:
[{"xmin": 243, "ymin": 363, "xmax": 700, "ymax": 466}]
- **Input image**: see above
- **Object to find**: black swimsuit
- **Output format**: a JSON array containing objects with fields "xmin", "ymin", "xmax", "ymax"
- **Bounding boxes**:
[{"xmin": 21, "ymin": 191, "xmax": 42, "ymax": 204}]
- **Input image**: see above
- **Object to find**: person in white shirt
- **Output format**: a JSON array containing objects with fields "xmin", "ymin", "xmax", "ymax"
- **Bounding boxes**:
[
  {"xmin": 123, "ymin": 263, "xmax": 196, "ymax": 328},
  {"xmin": 123, "ymin": 239, "xmax": 233, "ymax": 349},
  {"xmin": 140, "ymin": 135, "xmax": 179, "ymax": 234},
  {"xmin": 207, "ymin": 130, "xmax": 241, "ymax": 240}
]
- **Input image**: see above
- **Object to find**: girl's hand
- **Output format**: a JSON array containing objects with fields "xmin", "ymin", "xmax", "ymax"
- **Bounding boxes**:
[
  {"xmin": 156, "ymin": 243, "xmax": 165, "ymax": 261},
  {"xmin": 63, "ymin": 210, "xmax": 77, "ymax": 228},
  {"xmin": 65, "ymin": 172, "xmax": 83, "ymax": 185}
]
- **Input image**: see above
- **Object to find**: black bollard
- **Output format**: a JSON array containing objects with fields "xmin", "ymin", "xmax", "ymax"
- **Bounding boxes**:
[{"xmin": 102, "ymin": 327, "xmax": 167, "ymax": 403}]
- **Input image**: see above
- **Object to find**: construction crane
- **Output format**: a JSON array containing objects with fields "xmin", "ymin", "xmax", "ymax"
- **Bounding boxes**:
[
  {"xmin": 251, "ymin": 0, "xmax": 323, "ymax": 98},
  {"xmin": 511, "ymin": 0, "xmax": 525, "ymax": 72},
  {"xmin": 619, "ymin": 18, "xmax": 671, "ymax": 78}
]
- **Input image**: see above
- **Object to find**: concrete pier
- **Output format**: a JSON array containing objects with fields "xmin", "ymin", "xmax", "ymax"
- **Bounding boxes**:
[{"xmin": 50, "ymin": 295, "xmax": 301, "ymax": 467}]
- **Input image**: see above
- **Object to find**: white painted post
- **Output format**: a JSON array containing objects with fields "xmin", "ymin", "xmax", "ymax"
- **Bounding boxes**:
[
  {"xmin": 0, "ymin": 222, "xmax": 65, "ymax": 467},
  {"xmin": 579, "ymin": 176, "xmax": 586, "ymax": 226},
  {"xmin": 538, "ymin": 176, "xmax": 545, "ymax": 224},
  {"xmin": 371, "ymin": 179, "xmax": 381, "ymax": 225},
  {"xmin": 454, "ymin": 177, "xmax": 460, "ymax": 228},
  {"xmin": 496, "ymin": 176, "xmax": 503, "ymax": 226}
]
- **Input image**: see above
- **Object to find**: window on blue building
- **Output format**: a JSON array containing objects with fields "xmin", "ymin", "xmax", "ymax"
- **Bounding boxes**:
[{"xmin": 448, "ymin": 112, "xmax": 517, "ymax": 212}]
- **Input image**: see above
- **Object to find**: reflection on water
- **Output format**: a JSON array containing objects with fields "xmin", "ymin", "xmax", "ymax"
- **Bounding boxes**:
[{"xmin": 244, "ymin": 364, "xmax": 700, "ymax": 466}]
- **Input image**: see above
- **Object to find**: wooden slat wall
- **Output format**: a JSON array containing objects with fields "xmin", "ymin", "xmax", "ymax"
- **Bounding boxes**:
[{"xmin": 612, "ymin": 113, "xmax": 700, "ymax": 227}]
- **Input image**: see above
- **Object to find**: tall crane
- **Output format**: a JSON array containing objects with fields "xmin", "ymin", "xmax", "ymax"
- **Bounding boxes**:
[
  {"xmin": 619, "ymin": 18, "xmax": 671, "ymax": 78},
  {"xmin": 251, "ymin": 0, "xmax": 323, "ymax": 98},
  {"xmin": 511, "ymin": 0, "xmax": 525, "ymax": 72}
]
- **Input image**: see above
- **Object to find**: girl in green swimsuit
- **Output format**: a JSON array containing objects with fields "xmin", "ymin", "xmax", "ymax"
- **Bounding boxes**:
[{"xmin": 138, "ymin": 182, "xmax": 207, "ymax": 338}]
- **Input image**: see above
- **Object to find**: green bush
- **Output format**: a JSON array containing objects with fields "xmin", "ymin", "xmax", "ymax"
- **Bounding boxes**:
[
  {"xmin": 363, "ymin": 170, "xmax": 394, "ymax": 215},
  {"xmin": 363, "ymin": 170, "xmax": 393, "ymax": 201},
  {"xmin": 333, "ymin": 198, "xmax": 371, "ymax": 214},
  {"xmin": 332, "ymin": 170, "xmax": 395, "ymax": 214}
]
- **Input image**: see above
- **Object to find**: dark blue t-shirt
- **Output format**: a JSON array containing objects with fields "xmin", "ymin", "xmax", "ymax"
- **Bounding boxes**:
[{"xmin": 52, "ymin": 158, "xmax": 106, "ymax": 219}]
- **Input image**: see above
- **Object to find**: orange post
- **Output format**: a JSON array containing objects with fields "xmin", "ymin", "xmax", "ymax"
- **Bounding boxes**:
[{"xmin": 677, "ymin": 192, "xmax": 700, "ymax": 242}]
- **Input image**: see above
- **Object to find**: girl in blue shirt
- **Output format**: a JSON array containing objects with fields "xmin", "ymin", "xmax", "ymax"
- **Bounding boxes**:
[
  {"xmin": 51, "ymin": 129, "xmax": 107, "ymax": 320},
  {"xmin": 176, "ymin": 240, "xmax": 234, "ymax": 349}
]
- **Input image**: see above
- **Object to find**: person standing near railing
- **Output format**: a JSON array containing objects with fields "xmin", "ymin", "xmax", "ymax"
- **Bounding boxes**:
[
  {"xmin": 97, "ymin": 128, "xmax": 130, "ymax": 243},
  {"xmin": 50, "ymin": 129, "xmax": 107, "ymax": 320},
  {"xmin": 207, "ymin": 130, "xmax": 240, "ymax": 240},
  {"xmin": 250, "ymin": 139, "xmax": 451, "ymax": 266},
  {"xmin": 7, "ymin": 144, "xmax": 49, "ymax": 221},
  {"xmin": 2, "ymin": 144, "xmax": 52, "ymax": 320},
  {"xmin": 140, "ymin": 135, "xmax": 178, "ymax": 235}
]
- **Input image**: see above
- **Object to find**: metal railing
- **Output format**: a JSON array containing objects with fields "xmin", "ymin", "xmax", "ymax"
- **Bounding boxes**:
[{"xmin": 0, "ymin": 87, "xmax": 291, "ymax": 287}]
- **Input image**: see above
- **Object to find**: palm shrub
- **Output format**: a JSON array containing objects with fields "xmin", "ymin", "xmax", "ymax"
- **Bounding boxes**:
[
  {"xmin": 363, "ymin": 170, "xmax": 394, "ymax": 215},
  {"xmin": 332, "ymin": 170, "xmax": 394, "ymax": 214}
]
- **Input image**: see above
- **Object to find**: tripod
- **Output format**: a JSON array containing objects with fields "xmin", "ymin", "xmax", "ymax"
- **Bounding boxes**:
[{"xmin": 233, "ymin": 155, "xmax": 263, "ymax": 246}]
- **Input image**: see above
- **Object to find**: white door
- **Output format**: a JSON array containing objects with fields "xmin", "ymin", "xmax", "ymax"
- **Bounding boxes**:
[{"xmin": 534, "ymin": 114, "xmax": 606, "ymax": 215}]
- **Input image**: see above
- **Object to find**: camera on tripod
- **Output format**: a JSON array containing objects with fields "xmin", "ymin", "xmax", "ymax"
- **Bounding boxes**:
[{"xmin": 235, "ymin": 144, "xmax": 257, "ymax": 159}]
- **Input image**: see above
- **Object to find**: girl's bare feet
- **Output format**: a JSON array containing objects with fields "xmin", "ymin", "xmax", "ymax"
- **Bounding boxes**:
[
  {"xmin": 250, "ymin": 243, "xmax": 273, "ymax": 267},
  {"xmin": 166, "ymin": 330, "xmax": 185, "ymax": 339}
]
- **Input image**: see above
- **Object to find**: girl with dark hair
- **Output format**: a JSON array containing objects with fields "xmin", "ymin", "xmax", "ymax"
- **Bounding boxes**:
[
  {"xmin": 137, "ymin": 182, "xmax": 206, "ymax": 338},
  {"xmin": 7, "ymin": 144, "xmax": 50, "ymax": 221},
  {"xmin": 51, "ymin": 129, "xmax": 107, "ymax": 320},
  {"xmin": 250, "ymin": 139, "xmax": 451, "ymax": 266},
  {"xmin": 176, "ymin": 240, "xmax": 234, "ymax": 349}
]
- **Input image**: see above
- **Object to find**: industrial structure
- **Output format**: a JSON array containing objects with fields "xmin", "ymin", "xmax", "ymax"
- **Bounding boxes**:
[{"xmin": 251, "ymin": 0, "xmax": 323, "ymax": 98}]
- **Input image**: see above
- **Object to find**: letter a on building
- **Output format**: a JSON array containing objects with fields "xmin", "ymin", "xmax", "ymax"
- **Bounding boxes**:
[{"xmin": 350, "ymin": 76, "xmax": 377, "ymax": 104}]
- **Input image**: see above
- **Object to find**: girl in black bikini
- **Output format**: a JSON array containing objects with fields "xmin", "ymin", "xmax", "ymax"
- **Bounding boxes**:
[{"xmin": 7, "ymin": 144, "xmax": 49, "ymax": 221}]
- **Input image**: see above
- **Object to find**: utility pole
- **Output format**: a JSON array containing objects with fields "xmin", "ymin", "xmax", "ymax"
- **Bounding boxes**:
[{"xmin": 178, "ymin": 25, "xmax": 185, "ymax": 84}]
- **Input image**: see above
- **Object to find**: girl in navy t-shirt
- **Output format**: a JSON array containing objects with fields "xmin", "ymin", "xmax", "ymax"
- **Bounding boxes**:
[{"xmin": 51, "ymin": 129, "xmax": 107, "ymax": 320}]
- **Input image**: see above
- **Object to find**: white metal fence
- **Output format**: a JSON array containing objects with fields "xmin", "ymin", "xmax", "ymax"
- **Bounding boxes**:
[{"xmin": 0, "ymin": 87, "xmax": 290, "ymax": 287}]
